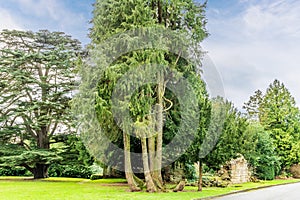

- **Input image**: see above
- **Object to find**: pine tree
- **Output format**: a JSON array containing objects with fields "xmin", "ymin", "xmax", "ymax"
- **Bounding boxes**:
[
  {"xmin": 77, "ymin": 0, "xmax": 209, "ymax": 192},
  {"xmin": 244, "ymin": 79, "xmax": 300, "ymax": 169}
]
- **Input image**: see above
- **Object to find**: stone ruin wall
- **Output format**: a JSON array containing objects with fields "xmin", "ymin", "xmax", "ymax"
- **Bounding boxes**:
[{"xmin": 229, "ymin": 155, "xmax": 250, "ymax": 184}]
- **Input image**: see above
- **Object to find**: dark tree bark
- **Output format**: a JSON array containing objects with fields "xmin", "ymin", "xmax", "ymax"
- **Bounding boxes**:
[
  {"xmin": 123, "ymin": 133, "xmax": 141, "ymax": 192},
  {"xmin": 198, "ymin": 160, "xmax": 203, "ymax": 192},
  {"xmin": 33, "ymin": 164, "xmax": 49, "ymax": 179},
  {"xmin": 31, "ymin": 129, "xmax": 50, "ymax": 179}
]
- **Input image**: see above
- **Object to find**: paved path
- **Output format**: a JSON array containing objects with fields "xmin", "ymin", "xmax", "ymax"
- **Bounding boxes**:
[{"xmin": 214, "ymin": 182, "xmax": 300, "ymax": 200}]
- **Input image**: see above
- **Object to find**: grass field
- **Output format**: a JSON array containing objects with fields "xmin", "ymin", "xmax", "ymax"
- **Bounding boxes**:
[{"xmin": 0, "ymin": 177, "xmax": 299, "ymax": 200}]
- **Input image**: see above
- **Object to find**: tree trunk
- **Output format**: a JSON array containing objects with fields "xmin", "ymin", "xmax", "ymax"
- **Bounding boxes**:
[
  {"xmin": 155, "ymin": 103, "xmax": 164, "ymax": 183},
  {"xmin": 123, "ymin": 133, "xmax": 141, "ymax": 192},
  {"xmin": 148, "ymin": 136, "xmax": 156, "ymax": 172},
  {"xmin": 173, "ymin": 180, "xmax": 185, "ymax": 192},
  {"xmin": 149, "ymin": 136, "xmax": 164, "ymax": 191},
  {"xmin": 33, "ymin": 128, "xmax": 50, "ymax": 179},
  {"xmin": 198, "ymin": 160, "xmax": 203, "ymax": 192},
  {"xmin": 103, "ymin": 164, "xmax": 109, "ymax": 178},
  {"xmin": 141, "ymin": 137, "xmax": 157, "ymax": 192},
  {"xmin": 33, "ymin": 164, "xmax": 49, "ymax": 179},
  {"xmin": 154, "ymin": 70, "xmax": 164, "ymax": 187}
]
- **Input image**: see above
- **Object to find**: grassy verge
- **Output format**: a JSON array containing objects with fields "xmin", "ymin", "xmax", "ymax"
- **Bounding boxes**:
[{"xmin": 0, "ymin": 177, "xmax": 299, "ymax": 200}]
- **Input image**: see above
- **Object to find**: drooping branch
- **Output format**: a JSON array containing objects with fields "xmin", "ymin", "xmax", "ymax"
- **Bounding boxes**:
[{"xmin": 163, "ymin": 96, "xmax": 173, "ymax": 112}]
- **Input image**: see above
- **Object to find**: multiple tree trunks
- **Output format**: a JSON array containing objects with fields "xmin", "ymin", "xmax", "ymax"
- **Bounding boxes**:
[
  {"xmin": 90, "ymin": 0, "xmax": 209, "ymax": 193},
  {"xmin": 123, "ymin": 71, "xmax": 166, "ymax": 192}
]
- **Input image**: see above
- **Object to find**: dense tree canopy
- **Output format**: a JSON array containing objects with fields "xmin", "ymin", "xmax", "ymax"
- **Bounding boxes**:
[
  {"xmin": 205, "ymin": 98, "xmax": 254, "ymax": 170},
  {"xmin": 244, "ymin": 79, "xmax": 300, "ymax": 169},
  {"xmin": 0, "ymin": 29, "xmax": 82, "ymax": 178},
  {"xmin": 74, "ymin": 0, "xmax": 210, "ymax": 192}
]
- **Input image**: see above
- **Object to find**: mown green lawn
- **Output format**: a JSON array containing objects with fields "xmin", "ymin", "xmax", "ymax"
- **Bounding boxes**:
[{"xmin": 0, "ymin": 177, "xmax": 299, "ymax": 200}]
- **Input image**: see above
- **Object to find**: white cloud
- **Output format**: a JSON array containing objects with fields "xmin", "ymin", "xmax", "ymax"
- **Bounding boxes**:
[
  {"xmin": 14, "ymin": 0, "xmax": 86, "ymax": 28},
  {"xmin": 242, "ymin": 0, "xmax": 300, "ymax": 40},
  {"xmin": 203, "ymin": 0, "xmax": 300, "ymax": 109},
  {"xmin": 1, "ymin": 0, "xmax": 90, "ymax": 44},
  {"xmin": 0, "ymin": 8, "xmax": 23, "ymax": 30},
  {"xmin": 14, "ymin": 0, "xmax": 64, "ymax": 21}
]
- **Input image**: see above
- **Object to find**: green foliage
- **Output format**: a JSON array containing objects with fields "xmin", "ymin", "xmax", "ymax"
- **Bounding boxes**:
[
  {"xmin": 0, "ymin": 29, "xmax": 82, "ymax": 178},
  {"xmin": 48, "ymin": 164, "xmax": 92, "ymax": 179},
  {"xmin": 0, "ymin": 166, "xmax": 31, "ymax": 176},
  {"xmin": 205, "ymin": 98, "xmax": 254, "ymax": 170},
  {"xmin": 260, "ymin": 80, "xmax": 300, "ymax": 133},
  {"xmin": 245, "ymin": 123, "xmax": 280, "ymax": 180},
  {"xmin": 90, "ymin": 0, "xmax": 208, "ymax": 44},
  {"xmin": 257, "ymin": 165, "xmax": 275, "ymax": 180},
  {"xmin": 79, "ymin": 0, "xmax": 210, "ymax": 181},
  {"xmin": 47, "ymin": 135, "xmax": 94, "ymax": 178},
  {"xmin": 183, "ymin": 163, "xmax": 197, "ymax": 182},
  {"xmin": 52, "ymin": 135, "xmax": 94, "ymax": 166},
  {"xmin": 0, "ymin": 149, "xmax": 63, "ymax": 168},
  {"xmin": 243, "ymin": 90, "xmax": 263, "ymax": 121},
  {"xmin": 244, "ymin": 79, "xmax": 300, "ymax": 169},
  {"xmin": 90, "ymin": 174, "xmax": 103, "ymax": 180}
]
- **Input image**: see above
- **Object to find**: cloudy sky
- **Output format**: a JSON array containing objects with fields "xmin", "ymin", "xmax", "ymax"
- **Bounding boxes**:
[{"xmin": 1, "ymin": 0, "xmax": 300, "ymax": 110}]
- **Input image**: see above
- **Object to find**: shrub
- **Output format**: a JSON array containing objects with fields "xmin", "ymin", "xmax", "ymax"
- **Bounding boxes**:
[
  {"xmin": 48, "ymin": 164, "xmax": 92, "ymax": 179},
  {"xmin": 202, "ymin": 176, "xmax": 229, "ymax": 188},
  {"xmin": 256, "ymin": 164, "xmax": 275, "ymax": 180},
  {"xmin": 90, "ymin": 174, "xmax": 103, "ymax": 180},
  {"xmin": 289, "ymin": 164, "xmax": 300, "ymax": 178},
  {"xmin": 0, "ymin": 166, "xmax": 30, "ymax": 176},
  {"xmin": 246, "ymin": 126, "xmax": 281, "ymax": 180}
]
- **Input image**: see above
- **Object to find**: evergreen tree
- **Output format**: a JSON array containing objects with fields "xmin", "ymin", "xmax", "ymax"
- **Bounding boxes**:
[
  {"xmin": 243, "ymin": 89, "xmax": 263, "ymax": 121},
  {"xmin": 244, "ymin": 79, "xmax": 300, "ymax": 169},
  {"xmin": 245, "ymin": 123, "xmax": 280, "ymax": 180},
  {"xmin": 76, "ymin": 0, "xmax": 209, "ymax": 192},
  {"xmin": 205, "ymin": 98, "xmax": 254, "ymax": 170},
  {"xmin": 0, "ymin": 30, "xmax": 82, "ymax": 178}
]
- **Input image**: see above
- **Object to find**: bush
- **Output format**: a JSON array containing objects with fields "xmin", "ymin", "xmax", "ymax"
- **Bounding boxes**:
[
  {"xmin": 289, "ymin": 164, "xmax": 300, "ymax": 178},
  {"xmin": 90, "ymin": 163, "xmax": 103, "ymax": 174},
  {"xmin": 256, "ymin": 164, "xmax": 275, "ymax": 180},
  {"xmin": 90, "ymin": 174, "xmax": 103, "ymax": 180},
  {"xmin": 0, "ymin": 166, "xmax": 31, "ymax": 176},
  {"xmin": 202, "ymin": 176, "xmax": 229, "ymax": 188},
  {"xmin": 48, "ymin": 164, "xmax": 92, "ymax": 179},
  {"xmin": 247, "ymin": 127, "xmax": 281, "ymax": 180},
  {"xmin": 185, "ymin": 163, "xmax": 197, "ymax": 182}
]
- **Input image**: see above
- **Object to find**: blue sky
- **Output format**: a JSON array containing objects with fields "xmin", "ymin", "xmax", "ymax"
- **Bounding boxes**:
[{"xmin": 1, "ymin": 0, "xmax": 300, "ymax": 109}]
